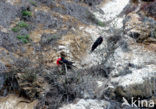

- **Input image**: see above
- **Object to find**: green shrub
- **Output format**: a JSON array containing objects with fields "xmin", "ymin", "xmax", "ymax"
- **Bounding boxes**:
[
  {"xmin": 48, "ymin": 35, "xmax": 57, "ymax": 40},
  {"xmin": 88, "ymin": 13, "xmax": 105, "ymax": 27},
  {"xmin": 22, "ymin": 10, "xmax": 32, "ymax": 17},
  {"xmin": 53, "ymin": 35, "xmax": 57, "ymax": 39},
  {"xmin": 96, "ymin": 20, "xmax": 105, "ymax": 27},
  {"xmin": 17, "ymin": 35, "xmax": 30, "ymax": 43},
  {"xmin": 17, "ymin": 21, "xmax": 29, "ymax": 28},
  {"xmin": 29, "ymin": 0, "xmax": 37, "ymax": 6},
  {"xmin": 12, "ymin": 21, "xmax": 29, "ymax": 32},
  {"xmin": 12, "ymin": 27, "xmax": 20, "ymax": 32}
]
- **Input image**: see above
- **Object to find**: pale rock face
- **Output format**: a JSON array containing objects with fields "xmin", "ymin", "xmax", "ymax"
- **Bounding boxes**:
[
  {"xmin": 100, "ymin": 0, "xmax": 129, "ymax": 21},
  {"xmin": 111, "ymin": 43, "xmax": 156, "ymax": 86},
  {"xmin": 93, "ymin": 0, "xmax": 130, "ymax": 29},
  {"xmin": 81, "ymin": 26, "xmax": 108, "ymax": 68},
  {"xmin": 60, "ymin": 99, "xmax": 110, "ymax": 109},
  {"xmin": 82, "ymin": 0, "xmax": 156, "ymax": 101},
  {"xmin": 83, "ymin": 0, "xmax": 130, "ymax": 69},
  {"xmin": 107, "ymin": 34, "xmax": 156, "ymax": 97},
  {"xmin": 0, "ymin": 94, "xmax": 38, "ymax": 109}
]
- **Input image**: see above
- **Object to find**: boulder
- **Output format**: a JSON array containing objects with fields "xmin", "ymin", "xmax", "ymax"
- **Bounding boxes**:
[
  {"xmin": 104, "ymin": 34, "xmax": 156, "ymax": 100},
  {"xmin": 124, "ymin": 12, "xmax": 156, "ymax": 43},
  {"xmin": 16, "ymin": 72, "xmax": 48, "ymax": 100},
  {"xmin": 124, "ymin": 12, "xmax": 150, "ymax": 43}
]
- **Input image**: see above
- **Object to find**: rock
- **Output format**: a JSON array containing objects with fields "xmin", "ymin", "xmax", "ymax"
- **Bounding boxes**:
[
  {"xmin": 0, "ymin": 71, "xmax": 48, "ymax": 100},
  {"xmin": 60, "ymin": 99, "xmax": 110, "ymax": 109},
  {"xmin": 123, "ymin": 12, "xmax": 156, "ymax": 43},
  {"xmin": 16, "ymin": 72, "xmax": 48, "ymax": 100},
  {"xmin": 0, "ymin": 94, "xmax": 38, "ymax": 109},
  {"xmin": 114, "ymin": 77, "xmax": 156, "ymax": 99},
  {"xmin": 93, "ymin": 0, "xmax": 130, "ymax": 22},
  {"xmin": 60, "ymin": 99, "xmax": 137, "ymax": 109},
  {"xmin": 103, "ymin": 34, "xmax": 156, "ymax": 100}
]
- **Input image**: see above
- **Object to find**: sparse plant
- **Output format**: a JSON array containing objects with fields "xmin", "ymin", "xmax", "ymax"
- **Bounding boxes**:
[
  {"xmin": 29, "ymin": 0, "xmax": 37, "ymax": 6},
  {"xmin": 12, "ymin": 26, "xmax": 20, "ymax": 32},
  {"xmin": 96, "ymin": 20, "xmax": 105, "ymax": 27},
  {"xmin": 17, "ymin": 21, "xmax": 29, "ymax": 28},
  {"xmin": 53, "ymin": 35, "xmax": 57, "ymax": 39},
  {"xmin": 22, "ymin": 10, "xmax": 32, "ymax": 17},
  {"xmin": 48, "ymin": 35, "xmax": 57, "ymax": 41},
  {"xmin": 17, "ymin": 34, "xmax": 30, "ymax": 43},
  {"xmin": 12, "ymin": 21, "xmax": 29, "ymax": 32},
  {"xmin": 88, "ymin": 13, "xmax": 105, "ymax": 27}
]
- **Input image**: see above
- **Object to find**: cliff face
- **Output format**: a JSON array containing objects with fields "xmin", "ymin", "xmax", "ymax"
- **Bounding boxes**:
[{"xmin": 0, "ymin": 0, "xmax": 156, "ymax": 109}]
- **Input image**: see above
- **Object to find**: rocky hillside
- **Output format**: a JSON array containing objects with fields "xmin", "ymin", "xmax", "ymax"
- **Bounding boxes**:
[{"xmin": 0, "ymin": 0, "xmax": 156, "ymax": 109}]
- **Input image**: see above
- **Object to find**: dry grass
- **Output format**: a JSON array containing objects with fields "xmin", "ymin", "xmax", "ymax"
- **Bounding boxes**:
[{"xmin": 58, "ymin": 30, "xmax": 91, "ymax": 62}]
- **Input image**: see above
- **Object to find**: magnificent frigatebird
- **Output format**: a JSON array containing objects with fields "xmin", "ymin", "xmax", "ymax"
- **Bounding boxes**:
[{"xmin": 91, "ymin": 36, "xmax": 103, "ymax": 52}]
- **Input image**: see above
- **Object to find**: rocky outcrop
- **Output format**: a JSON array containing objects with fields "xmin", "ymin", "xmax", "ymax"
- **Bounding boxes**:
[
  {"xmin": 0, "ymin": 94, "xmax": 38, "ymax": 109},
  {"xmin": 59, "ymin": 99, "xmax": 115, "ymax": 109},
  {"xmin": 107, "ymin": 34, "xmax": 156, "ymax": 98},
  {"xmin": 78, "ymin": 0, "xmax": 156, "ymax": 108},
  {"xmin": 122, "ymin": 0, "xmax": 156, "ymax": 44},
  {"xmin": 0, "ymin": 71, "xmax": 48, "ymax": 100},
  {"xmin": 123, "ymin": 11, "xmax": 156, "ymax": 43},
  {"xmin": 16, "ymin": 72, "xmax": 48, "ymax": 100},
  {"xmin": 124, "ymin": 12, "xmax": 150, "ymax": 42}
]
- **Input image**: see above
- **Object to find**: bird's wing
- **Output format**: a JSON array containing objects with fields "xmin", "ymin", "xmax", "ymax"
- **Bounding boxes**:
[{"xmin": 62, "ymin": 58, "xmax": 73, "ymax": 65}]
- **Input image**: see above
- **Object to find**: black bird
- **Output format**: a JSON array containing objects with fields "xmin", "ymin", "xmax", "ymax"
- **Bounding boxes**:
[
  {"xmin": 91, "ymin": 36, "xmax": 103, "ymax": 52},
  {"xmin": 57, "ymin": 57, "xmax": 73, "ymax": 69},
  {"xmin": 61, "ymin": 57, "xmax": 73, "ymax": 66}
]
